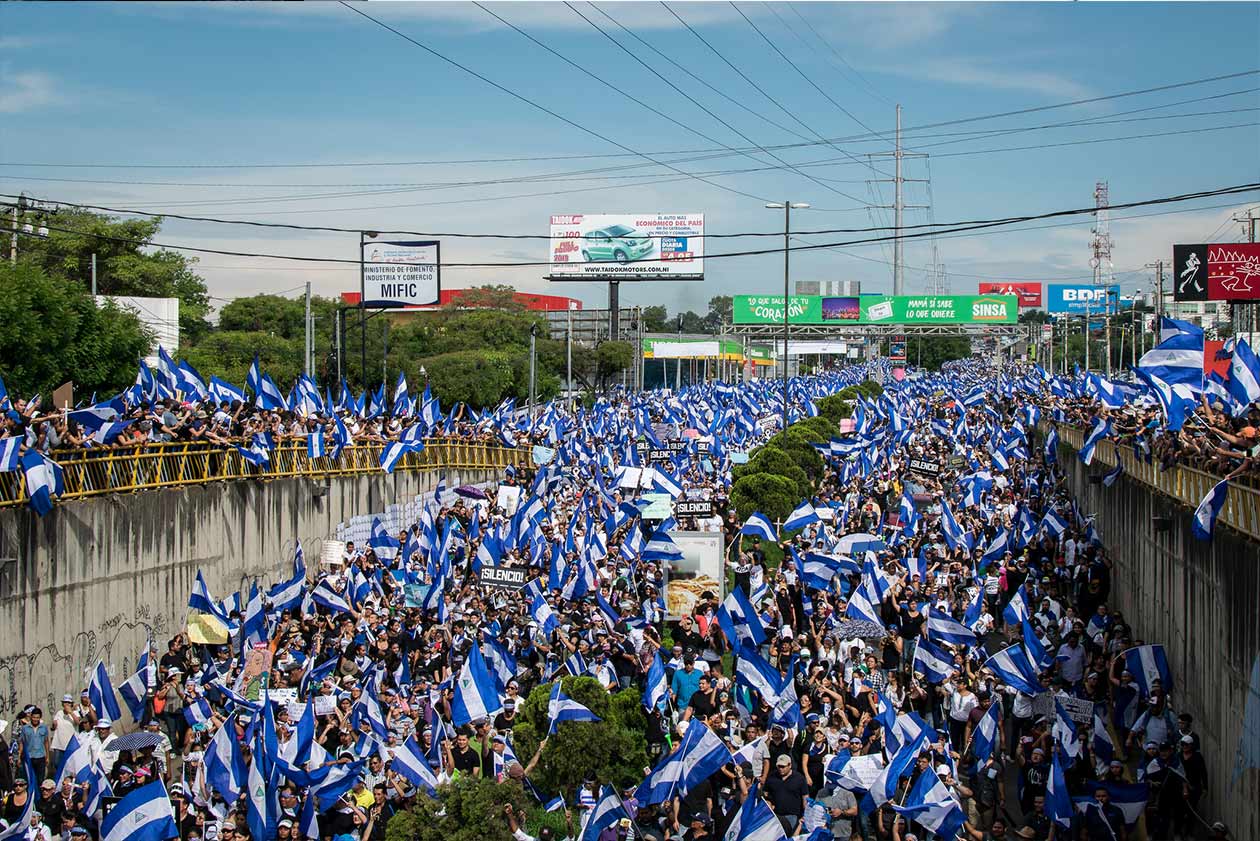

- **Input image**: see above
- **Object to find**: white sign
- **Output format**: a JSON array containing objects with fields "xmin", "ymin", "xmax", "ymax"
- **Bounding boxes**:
[
  {"xmin": 664, "ymin": 531, "xmax": 725, "ymax": 619},
  {"xmin": 496, "ymin": 484, "xmax": 521, "ymax": 516},
  {"xmin": 361, "ymin": 240, "xmax": 440, "ymax": 307},
  {"xmin": 548, "ymin": 213, "xmax": 704, "ymax": 280}
]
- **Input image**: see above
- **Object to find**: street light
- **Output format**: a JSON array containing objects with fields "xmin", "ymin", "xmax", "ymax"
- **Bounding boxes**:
[{"xmin": 765, "ymin": 201, "xmax": 810, "ymax": 434}]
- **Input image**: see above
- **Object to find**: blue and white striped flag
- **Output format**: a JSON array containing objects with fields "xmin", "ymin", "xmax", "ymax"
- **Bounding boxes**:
[
  {"xmin": 783, "ymin": 500, "xmax": 820, "ymax": 532},
  {"xmin": 983, "ymin": 643, "xmax": 1043, "ymax": 695},
  {"xmin": 1191, "ymin": 478, "xmax": 1229, "ymax": 541},
  {"xmin": 724, "ymin": 780, "xmax": 786, "ymax": 841},
  {"xmin": 547, "ymin": 683, "xmax": 600, "ymax": 736},
  {"xmin": 88, "ymin": 659, "xmax": 123, "ymax": 723},
  {"xmin": 391, "ymin": 734, "xmax": 439, "ymax": 793},
  {"xmin": 578, "ymin": 786, "xmax": 631, "ymax": 841},
  {"xmin": 99, "ymin": 780, "xmax": 180, "ymax": 841},
  {"xmin": 739, "ymin": 512, "xmax": 777, "ymax": 542},
  {"xmin": 450, "ymin": 644, "xmax": 503, "ymax": 726},
  {"xmin": 634, "ymin": 721, "xmax": 732, "ymax": 805},
  {"xmin": 307, "ymin": 432, "xmax": 327, "ymax": 459},
  {"xmin": 1122, "ymin": 644, "xmax": 1173, "ymax": 696}
]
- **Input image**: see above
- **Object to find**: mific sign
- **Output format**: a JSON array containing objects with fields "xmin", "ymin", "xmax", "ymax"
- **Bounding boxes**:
[{"xmin": 361, "ymin": 240, "xmax": 440, "ymax": 308}]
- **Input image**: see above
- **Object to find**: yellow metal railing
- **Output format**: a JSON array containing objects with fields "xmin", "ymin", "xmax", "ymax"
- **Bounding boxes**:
[
  {"xmin": 0, "ymin": 439, "xmax": 527, "ymax": 508},
  {"xmin": 1056, "ymin": 424, "xmax": 1260, "ymax": 541}
]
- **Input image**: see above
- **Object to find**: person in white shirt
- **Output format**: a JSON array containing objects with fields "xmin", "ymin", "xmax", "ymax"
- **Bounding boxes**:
[
  {"xmin": 1055, "ymin": 632, "xmax": 1087, "ymax": 685},
  {"xmin": 85, "ymin": 719, "xmax": 118, "ymax": 774},
  {"xmin": 49, "ymin": 696, "xmax": 80, "ymax": 773}
]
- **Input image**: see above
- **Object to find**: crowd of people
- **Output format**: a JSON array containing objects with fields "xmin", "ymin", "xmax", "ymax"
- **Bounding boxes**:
[{"xmin": 0, "ymin": 359, "xmax": 1240, "ymax": 841}]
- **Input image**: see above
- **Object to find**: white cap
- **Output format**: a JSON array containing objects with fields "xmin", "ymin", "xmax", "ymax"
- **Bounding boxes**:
[{"xmin": 935, "ymin": 764, "xmax": 951, "ymax": 777}]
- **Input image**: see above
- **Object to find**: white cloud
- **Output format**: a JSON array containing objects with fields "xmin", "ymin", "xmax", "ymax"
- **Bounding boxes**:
[
  {"xmin": 876, "ymin": 57, "xmax": 1091, "ymax": 100},
  {"xmin": 0, "ymin": 69, "xmax": 59, "ymax": 113}
]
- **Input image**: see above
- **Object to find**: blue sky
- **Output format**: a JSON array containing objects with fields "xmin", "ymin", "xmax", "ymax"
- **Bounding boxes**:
[{"xmin": 2, "ymin": 1, "xmax": 1258, "ymax": 315}]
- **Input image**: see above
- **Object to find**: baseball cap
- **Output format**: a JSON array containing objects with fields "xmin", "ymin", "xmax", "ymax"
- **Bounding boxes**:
[
  {"xmin": 61, "ymin": 695, "xmax": 73, "ymax": 703},
  {"xmin": 96, "ymin": 719, "xmax": 112, "ymax": 728},
  {"xmin": 1180, "ymin": 734, "xmax": 1194, "ymax": 745},
  {"xmin": 775, "ymin": 755, "xmax": 792, "ymax": 767}
]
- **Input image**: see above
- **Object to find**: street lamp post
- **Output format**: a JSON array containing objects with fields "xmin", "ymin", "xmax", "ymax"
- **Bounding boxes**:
[
  {"xmin": 766, "ymin": 201, "xmax": 810, "ymax": 434},
  {"xmin": 359, "ymin": 231, "xmax": 379, "ymax": 388}
]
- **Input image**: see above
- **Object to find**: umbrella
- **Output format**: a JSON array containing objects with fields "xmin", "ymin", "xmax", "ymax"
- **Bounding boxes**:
[
  {"xmin": 832, "ymin": 619, "xmax": 887, "ymax": 640},
  {"xmin": 104, "ymin": 731, "xmax": 166, "ymax": 752},
  {"xmin": 455, "ymin": 485, "xmax": 488, "ymax": 500}
]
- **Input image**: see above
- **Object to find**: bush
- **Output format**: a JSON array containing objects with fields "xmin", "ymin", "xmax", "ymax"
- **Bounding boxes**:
[
  {"xmin": 731, "ymin": 473, "xmax": 799, "ymax": 521},
  {"xmin": 387, "ymin": 776, "xmax": 533, "ymax": 841},
  {"xmin": 795, "ymin": 416, "xmax": 839, "ymax": 441},
  {"xmin": 514, "ymin": 677, "xmax": 648, "ymax": 801},
  {"xmin": 763, "ymin": 429, "xmax": 825, "ymax": 479},
  {"xmin": 816, "ymin": 394, "xmax": 853, "ymax": 424},
  {"xmin": 732, "ymin": 447, "xmax": 810, "ymax": 499},
  {"xmin": 857, "ymin": 379, "xmax": 884, "ymax": 397}
]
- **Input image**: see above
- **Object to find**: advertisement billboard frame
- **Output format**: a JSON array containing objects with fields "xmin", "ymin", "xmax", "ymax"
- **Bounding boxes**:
[
  {"xmin": 732, "ymin": 294, "xmax": 1018, "ymax": 325},
  {"xmin": 360, "ymin": 240, "xmax": 441, "ymax": 309},
  {"xmin": 546, "ymin": 213, "xmax": 705, "ymax": 282},
  {"xmin": 1045, "ymin": 284, "xmax": 1119, "ymax": 314},
  {"xmin": 977, "ymin": 281, "xmax": 1043, "ymax": 308},
  {"xmin": 1172, "ymin": 243, "xmax": 1260, "ymax": 302},
  {"xmin": 663, "ymin": 531, "xmax": 725, "ymax": 620}
]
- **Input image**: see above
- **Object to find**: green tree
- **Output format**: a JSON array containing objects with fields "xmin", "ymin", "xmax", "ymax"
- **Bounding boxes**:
[
  {"xmin": 0, "ymin": 260, "xmax": 153, "ymax": 396},
  {"xmin": 732, "ymin": 446, "xmax": 811, "ymax": 500},
  {"xmin": 678, "ymin": 310, "xmax": 708, "ymax": 334},
  {"xmin": 21, "ymin": 209, "xmax": 212, "ymax": 343},
  {"xmin": 182, "ymin": 330, "xmax": 305, "ymax": 388},
  {"xmin": 641, "ymin": 305, "xmax": 668, "ymax": 332},
  {"xmin": 444, "ymin": 285, "xmax": 526, "ymax": 311},
  {"xmin": 905, "ymin": 336, "xmax": 972, "ymax": 370},
  {"xmin": 512, "ymin": 678, "xmax": 648, "ymax": 801},
  {"xmin": 705, "ymin": 295, "xmax": 733, "ymax": 330},
  {"xmin": 416, "ymin": 350, "xmax": 517, "ymax": 408},
  {"xmin": 816, "ymin": 394, "xmax": 854, "ymax": 424},
  {"xmin": 387, "ymin": 776, "xmax": 533, "ymax": 841},
  {"xmin": 594, "ymin": 341, "xmax": 634, "ymax": 393},
  {"xmin": 731, "ymin": 473, "xmax": 799, "ymax": 521}
]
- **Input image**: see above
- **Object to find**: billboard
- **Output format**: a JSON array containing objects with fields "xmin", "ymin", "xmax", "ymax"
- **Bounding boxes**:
[
  {"xmin": 733, "ymin": 294, "xmax": 1017, "ymax": 324},
  {"xmin": 1173, "ymin": 243, "xmax": 1260, "ymax": 301},
  {"xmin": 548, "ymin": 213, "xmax": 704, "ymax": 280},
  {"xmin": 361, "ymin": 240, "xmax": 440, "ymax": 308},
  {"xmin": 978, "ymin": 281, "xmax": 1043, "ymax": 308},
  {"xmin": 1045, "ymin": 284, "xmax": 1119, "ymax": 314}
]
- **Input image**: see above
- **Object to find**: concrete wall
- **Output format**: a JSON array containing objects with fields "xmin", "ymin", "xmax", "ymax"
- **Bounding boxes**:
[
  {"xmin": 0, "ymin": 468, "xmax": 493, "ymax": 719},
  {"xmin": 1060, "ymin": 453, "xmax": 1260, "ymax": 835}
]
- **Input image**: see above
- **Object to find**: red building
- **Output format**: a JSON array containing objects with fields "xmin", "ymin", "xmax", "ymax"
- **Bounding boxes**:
[{"xmin": 340, "ymin": 289, "xmax": 582, "ymax": 311}]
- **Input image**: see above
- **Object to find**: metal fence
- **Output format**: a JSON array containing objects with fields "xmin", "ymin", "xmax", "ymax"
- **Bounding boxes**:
[
  {"xmin": 1056, "ymin": 424, "xmax": 1260, "ymax": 541},
  {"xmin": 0, "ymin": 439, "xmax": 527, "ymax": 508}
]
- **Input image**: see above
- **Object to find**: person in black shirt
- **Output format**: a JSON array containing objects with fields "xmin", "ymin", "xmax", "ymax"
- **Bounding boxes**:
[
  {"xmin": 448, "ymin": 731, "xmax": 482, "ymax": 778},
  {"xmin": 764, "ymin": 755, "xmax": 808, "ymax": 834},
  {"xmin": 687, "ymin": 676, "xmax": 718, "ymax": 721}
]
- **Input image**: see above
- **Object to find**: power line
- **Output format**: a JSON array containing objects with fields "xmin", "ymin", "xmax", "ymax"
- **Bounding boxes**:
[
  {"xmin": 11, "ymin": 178, "xmax": 1258, "ymax": 241},
  {"xmin": 12, "ymin": 182, "xmax": 1258, "ymax": 268},
  {"xmin": 561, "ymin": 0, "xmax": 865, "ymax": 203},
  {"xmin": 786, "ymin": 2, "xmax": 892, "ymax": 106},
  {"xmin": 335, "ymin": 0, "xmax": 773, "ymax": 204}
]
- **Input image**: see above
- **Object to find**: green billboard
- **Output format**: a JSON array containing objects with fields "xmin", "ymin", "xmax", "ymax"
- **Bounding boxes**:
[{"xmin": 733, "ymin": 294, "xmax": 1018, "ymax": 325}]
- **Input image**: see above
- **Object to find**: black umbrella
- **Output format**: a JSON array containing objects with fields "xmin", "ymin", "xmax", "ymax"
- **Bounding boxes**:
[
  {"xmin": 104, "ymin": 731, "xmax": 166, "ymax": 752},
  {"xmin": 455, "ymin": 485, "xmax": 488, "ymax": 500},
  {"xmin": 832, "ymin": 619, "xmax": 887, "ymax": 640}
]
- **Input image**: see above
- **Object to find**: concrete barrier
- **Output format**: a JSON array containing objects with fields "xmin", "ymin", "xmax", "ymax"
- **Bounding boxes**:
[
  {"xmin": 1059, "ymin": 447, "xmax": 1260, "ymax": 836},
  {"xmin": 0, "ymin": 468, "xmax": 494, "ymax": 719}
]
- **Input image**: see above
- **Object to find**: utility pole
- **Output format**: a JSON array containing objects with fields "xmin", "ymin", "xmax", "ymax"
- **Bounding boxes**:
[
  {"xmin": 91, "ymin": 253, "xmax": 97, "ymax": 297},
  {"xmin": 675, "ymin": 314, "xmax": 683, "ymax": 392},
  {"xmin": 566, "ymin": 305, "xmax": 573, "ymax": 410},
  {"xmin": 334, "ymin": 308, "xmax": 343, "ymax": 384},
  {"xmin": 304, "ymin": 281, "xmax": 312, "ymax": 376},
  {"xmin": 766, "ymin": 201, "xmax": 810, "ymax": 432},
  {"xmin": 865, "ymin": 107, "xmax": 926, "ymax": 296}
]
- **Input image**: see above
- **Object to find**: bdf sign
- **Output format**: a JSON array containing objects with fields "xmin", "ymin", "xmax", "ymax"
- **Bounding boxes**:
[{"xmin": 1047, "ymin": 284, "xmax": 1118, "ymax": 313}]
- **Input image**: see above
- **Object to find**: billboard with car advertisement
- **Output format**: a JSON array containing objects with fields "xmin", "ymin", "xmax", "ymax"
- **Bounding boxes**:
[
  {"xmin": 1045, "ymin": 284, "xmax": 1119, "ymax": 313},
  {"xmin": 1172, "ymin": 243, "xmax": 1260, "ymax": 301},
  {"xmin": 977, "ymin": 281, "xmax": 1043, "ymax": 308},
  {"xmin": 547, "ymin": 213, "xmax": 704, "ymax": 280}
]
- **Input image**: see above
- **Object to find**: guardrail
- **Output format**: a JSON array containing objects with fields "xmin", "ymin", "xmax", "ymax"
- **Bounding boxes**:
[
  {"xmin": 0, "ymin": 439, "xmax": 527, "ymax": 509},
  {"xmin": 1055, "ymin": 424, "xmax": 1260, "ymax": 541}
]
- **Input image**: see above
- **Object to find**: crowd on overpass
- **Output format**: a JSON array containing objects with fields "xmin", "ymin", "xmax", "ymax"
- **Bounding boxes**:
[{"xmin": 0, "ymin": 359, "xmax": 1239, "ymax": 841}]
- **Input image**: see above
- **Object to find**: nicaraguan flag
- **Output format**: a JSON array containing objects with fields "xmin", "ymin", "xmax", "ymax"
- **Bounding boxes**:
[
  {"xmin": 99, "ymin": 779, "xmax": 180, "ymax": 841},
  {"xmin": 267, "ymin": 567, "xmax": 306, "ymax": 616},
  {"xmin": 925, "ymin": 607, "xmax": 977, "ymax": 647},
  {"xmin": 716, "ymin": 586, "xmax": 767, "ymax": 649},
  {"xmin": 204, "ymin": 714, "xmax": 247, "ymax": 807},
  {"xmin": 1122, "ymin": 644, "xmax": 1173, "ymax": 695},
  {"xmin": 912, "ymin": 637, "xmax": 957, "ymax": 684},
  {"xmin": 1045, "ymin": 751, "xmax": 1073, "ymax": 829},
  {"xmin": 889, "ymin": 768, "xmax": 966, "ymax": 841},
  {"xmin": 634, "ymin": 720, "xmax": 732, "ymax": 805},
  {"xmin": 1102, "ymin": 461, "xmax": 1124, "ymax": 487},
  {"xmin": 20, "ymin": 449, "xmax": 64, "ymax": 516},
  {"xmin": 971, "ymin": 701, "xmax": 1001, "ymax": 764},
  {"xmin": 1138, "ymin": 331, "xmax": 1204, "ymax": 389},
  {"xmin": 88, "ymin": 659, "xmax": 123, "ymax": 723},
  {"xmin": 724, "ymin": 780, "xmax": 787, "ymax": 841},
  {"xmin": 547, "ymin": 683, "xmax": 601, "ymax": 735},
  {"xmin": 1072, "ymin": 780, "xmax": 1149, "ymax": 827},
  {"xmin": 862, "ymin": 731, "xmax": 927, "ymax": 812},
  {"xmin": 1044, "ymin": 426, "xmax": 1059, "ymax": 464},
  {"xmin": 0, "ymin": 437, "xmax": 21, "ymax": 472},
  {"xmin": 1159, "ymin": 315, "xmax": 1203, "ymax": 343},
  {"xmin": 783, "ymin": 500, "xmax": 820, "ymax": 532},
  {"xmin": 578, "ymin": 785, "xmax": 631, "ymax": 841},
  {"xmin": 310, "ymin": 579, "xmax": 352, "ymax": 614},
  {"xmin": 391, "ymin": 734, "xmax": 439, "ymax": 793},
  {"xmin": 1191, "ymin": 478, "xmax": 1229, "ymax": 541},
  {"xmin": 983, "ymin": 643, "xmax": 1043, "ymax": 695},
  {"xmin": 643, "ymin": 652, "xmax": 668, "ymax": 712},
  {"xmin": 1227, "ymin": 337, "xmax": 1260, "ymax": 415},
  {"xmin": 307, "ymin": 432, "xmax": 327, "ymax": 459},
  {"xmin": 1002, "ymin": 585, "xmax": 1031, "ymax": 626},
  {"xmin": 740, "ymin": 512, "xmax": 777, "ymax": 542},
  {"xmin": 1078, "ymin": 416, "xmax": 1111, "ymax": 466},
  {"xmin": 119, "ymin": 647, "xmax": 155, "ymax": 722},
  {"xmin": 450, "ymin": 644, "xmax": 504, "ymax": 726}
]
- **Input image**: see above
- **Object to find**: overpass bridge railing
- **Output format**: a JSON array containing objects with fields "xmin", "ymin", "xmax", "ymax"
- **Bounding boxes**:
[
  {"xmin": 1055, "ymin": 424, "xmax": 1260, "ymax": 541},
  {"xmin": 0, "ymin": 439, "xmax": 527, "ymax": 509}
]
